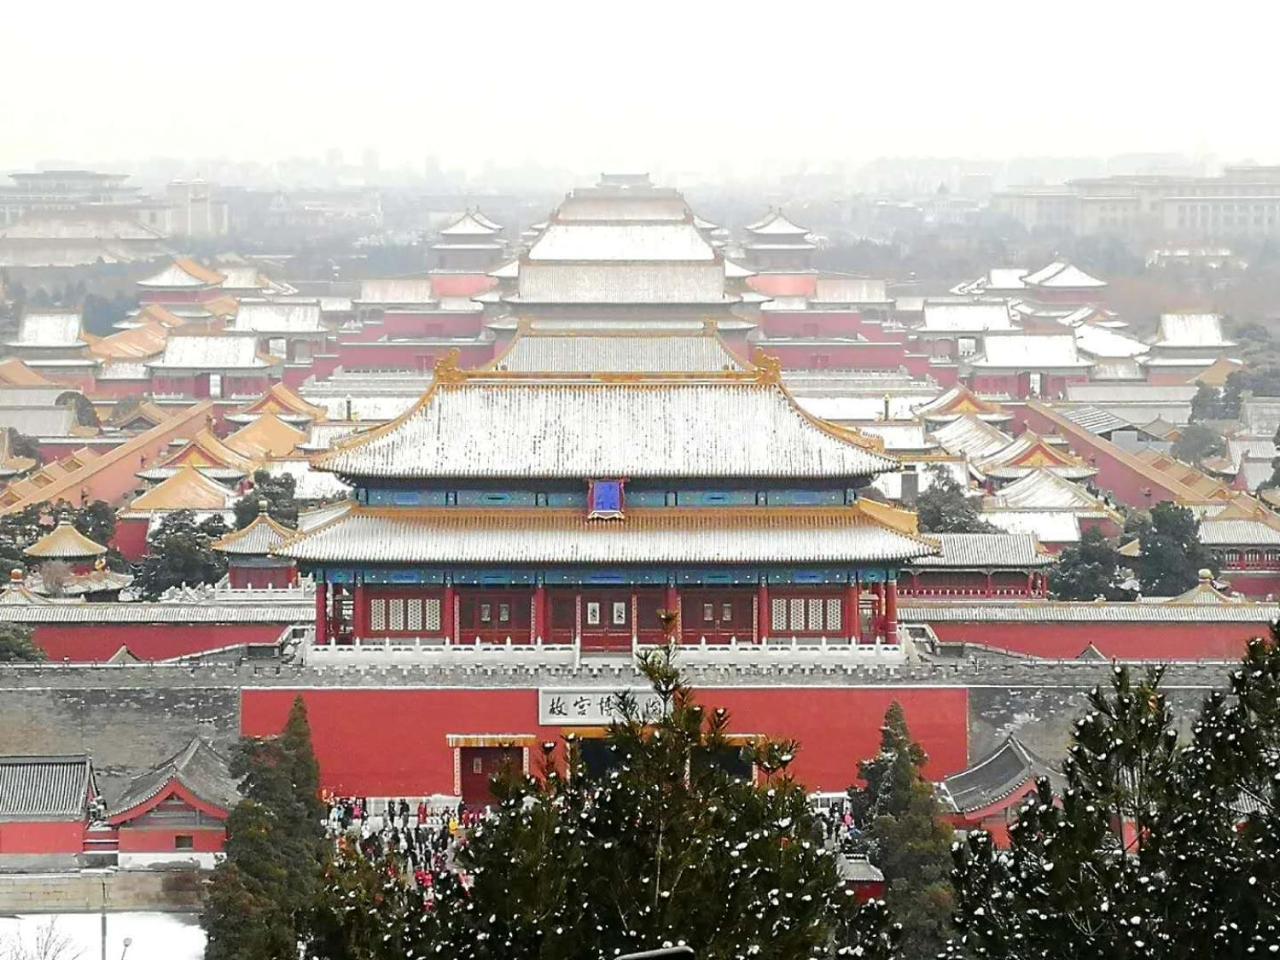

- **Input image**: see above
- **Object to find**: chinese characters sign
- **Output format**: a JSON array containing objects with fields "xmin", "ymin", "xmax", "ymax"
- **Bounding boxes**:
[{"xmin": 538, "ymin": 688, "xmax": 666, "ymax": 725}]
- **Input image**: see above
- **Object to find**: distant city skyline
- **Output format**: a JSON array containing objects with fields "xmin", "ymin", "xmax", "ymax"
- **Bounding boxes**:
[{"xmin": 2, "ymin": 0, "xmax": 1277, "ymax": 181}]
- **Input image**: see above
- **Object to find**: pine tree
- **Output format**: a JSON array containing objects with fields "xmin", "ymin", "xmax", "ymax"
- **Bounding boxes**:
[
  {"xmin": 1136, "ymin": 501, "xmax": 1212, "ymax": 596},
  {"xmin": 915, "ymin": 471, "xmax": 996, "ymax": 534},
  {"xmin": 310, "ymin": 649, "xmax": 900, "ymax": 960},
  {"xmin": 949, "ymin": 638, "xmax": 1280, "ymax": 960},
  {"xmin": 134, "ymin": 509, "xmax": 229, "ymax": 598},
  {"xmin": 204, "ymin": 696, "xmax": 328, "ymax": 960},
  {"xmin": 234, "ymin": 470, "xmax": 300, "ymax": 530},
  {"xmin": 848, "ymin": 703, "xmax": 954, "ymax": 958},
  {"xmin": 1049, "ymin": 527, "xmax": 1131, "ymax": 600}
]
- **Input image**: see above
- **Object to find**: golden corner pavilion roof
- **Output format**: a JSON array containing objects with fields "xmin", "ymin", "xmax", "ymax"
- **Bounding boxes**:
[
  {"xmin": 23, "ymin": 519, "xmax": 108, "ymax": 559},
  {"xmin": 314, "ymin": 354, "xmax": 897, "ymax": 482},
  {"xmin": 223, "ymin": 413, "xmax": 308, "ymax": 460},
  {"xmin": 213, "ymin": 508, "xmax": 296, "ymax": 556},
  {"xmin": 276, "ymin": 501, "xmax": 936, "ymax": 566}
]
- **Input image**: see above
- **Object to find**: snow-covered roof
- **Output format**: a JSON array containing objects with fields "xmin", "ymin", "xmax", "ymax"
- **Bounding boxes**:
[
  {"xmin": 231, "ymin": 300, "xmax": 324, "ymax": 334},
  {"xmin": 489, "ymin": 259, "xmax": 520, "ymax": 280},
  {"xmin": 148, "ymin": 336, "xmax": 275, "ymax": 371},
  {"xmin": 136, "ymin": 258, "xmax": 224, "ymax": 289},
  {"xmin": 528, "ymin": 223, "xmax": 715, "ymax": 262},
  {"xmin": 261, "ymin": 459, "xmax": 352, "ymax": 501},
  {"xmin": 1022, "ymin": 261, "xmax": 1106, "ymax": 289},
  {"xmin": 812, "ymin": 276, "xmax": 890, "ymax": 305},
  {"xmin": 902, "ymin": 599, "xmax": 1279, "ymax": 624},
  {"xmin": 1198, "ymin": 518, "xmax": 1280, "ymax": 546},
  {"xmin": 745, "ymin": 209, "xmax": 809, "ymax": 236},
  {"xmin": 920, "ymin": 302, "xmax": 1014, "ymax": 333},
  {"xmin": 853, "ymin": 422, "xmax": 935, "ymax": 451},
  {"xmin": 11, "ymin": 310, "xmax": 84, "ymax": 347},
  {"xmin": 913, "ymin": 385, "xmax": 1011, "ymax": 423},
  {"xmin": 969, "ymin": 334, "xmax": 1091, "ymax": 369},
  {"xmin": 23, "ymin": 519, "xmax": 108, "ymax": 559},
  {"xmin": 1074, "ymin": 324, "xmax": 1149, "ymax": 359},
  {"xmin": 278, "ymin": 504, "xmax": 935, "ymax": 565},
  {"xmin": 358, "ymin": 277, "xmax": 436, "ymax": 305},
  {"xmin": 316, "ymin": 374, "xmax": 898, "ymax": 481},
  {"xmin": 986, "ymin": 268, "xmax": 1029, "ymax": 290},
  {"xmin": 939, "ymin": 737, "xmax": 1056, "ymax": 814},
  {"xmin": 975, "ymin": 432, "xmax": 1096, "ymax": 481},
  {"xmin": 493, "ymin": 330, "xmax": 745, "ymax": 374},
  {"xmin": 988, "ymin": 468, "xmax": 1114, "ymax": 513},
  {"xmin": 1151, "ymin": 313, "xmax": 1236, "ymax": 349},
  {"xmin": 930, "ymin": 416, "xmax": 1013, "ymax": 459},
  {"xmin": 512, "ymin": 262, "xmax": 732, "ymax": 305},
  {"xmin": 982, "ymin": 509, "xmax": 1081, "ymax": 543},
  {"xmin": 722, "ymin": 259, "xmax": 755, "ymax": 279},
  {"xmin": 213, "ymin": 511, "xmax": 296, "ymax": 556},
  {"xmin": 439, "ymin": 210, "xmax": 502, "ymax": 237},
  {"xmin": 913, "ymin": 532, "xmax": 1051, "ymax": 568}
]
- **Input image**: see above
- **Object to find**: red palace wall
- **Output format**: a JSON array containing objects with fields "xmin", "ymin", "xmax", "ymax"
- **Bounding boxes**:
[
  {"xmin": 760, "ymin": 341, "xmax": 907, "ymax": 370},
  {"xmin": 88, "ymin": 379, "xmax": 150, "ymax": 400},
  {"xmin": 1220, "ymin": 570, "xmax": 1280, "ymax": 598},
  {"xmin": 112, "ymin": 517, "xmax": 150, "ymax": 562},
  {"xmin": 34, "ymin": 623, "xmax": 288, "ymax": 662},
  {"xmin": 967, "ymin": 373, "xmax": 1088, "ymax": 400},
  {"xmin": 334, "ymin": 340, "xmax": 494, "ymax": 372},
  {"xmin": 0, "ymin": 820, "xmax": 84, "ymax": 854},
  {"xmin": 429, "ymin": 275, "xmax": 498, "ymax": 298},
  {"xmin": 241, "ymin": 686, "xmax": 970, "ymax": 796},
  {"xmin": 380, "ymin": 312, "xmax": 484, "ymax": 339},
  {"xmin": 1021, "ymin": 403, "xmax": 1186, "ymax": 508},
  {"xmin": 760, "ymin": 311, "xmax": 865, "ymax": 338},
  {"xmin": 116, "ymin": 826, "xmax": 225, "ymax": 853},
  {"xmin": 926, "ymin": 620, "xmax": 1265, "ymax": 660}
]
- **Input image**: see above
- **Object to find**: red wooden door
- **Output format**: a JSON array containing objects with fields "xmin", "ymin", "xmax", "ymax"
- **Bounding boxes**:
[
  {"xmin": 457, "ymin": 590, "xmax": 531, "ymax": 644},
  {"xmin": 458, "ymin": 747, "xmax": 522, "ymax": 807},
  {"xmin": 579, "ymin": 590, "xmax": 633, "ymax": 652},
  {"xmin": 683, "ymin": 589, "xmax": 754, "ymax": 643}
]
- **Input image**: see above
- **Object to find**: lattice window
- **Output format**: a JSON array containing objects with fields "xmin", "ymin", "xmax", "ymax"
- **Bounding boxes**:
[
  {"xmin": 806, "ymin": 598, "xmax": 823, "ymax": 630},
  {"xmin": 370, "ymin": 598, "xmax": 386, "ymax": 632},
  {"xmin": 389, "ymin": 598, "xmax": 405, "ymax": 631},
  {"xmin": 788, "ymin": 598, "xmax": 804, "ymax": 631},
  {"xmin": 825, "ymin": 598, "xmax": 842, "ymax": 631},
  {"xmin": 424, "ymin": 598, "xmax": 442, "ymax": 631},
  {"xmin": 407, "ymin": 598, "xmax": 423, "ymax": 632},
  {"xmin": 770, "ymin": 598, "xmax": 787, "ymax": 632}
]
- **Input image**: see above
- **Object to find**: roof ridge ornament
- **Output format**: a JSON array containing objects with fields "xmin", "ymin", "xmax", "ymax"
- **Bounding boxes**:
[
  {"xmin": 754, "ymin": 352, "xmax": 783, "ymax": 385},
  {"xmin": 433, "ymin": 349, "xmax": 467, "ymax": 385}
]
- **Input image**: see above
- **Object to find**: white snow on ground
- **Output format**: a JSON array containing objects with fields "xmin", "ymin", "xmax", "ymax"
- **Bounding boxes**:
[{"xmin": 0, "ymin": 912, "xmax": 204, "ymax": 960}]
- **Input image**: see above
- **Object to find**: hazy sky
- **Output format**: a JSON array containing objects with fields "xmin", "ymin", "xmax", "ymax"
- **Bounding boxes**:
[{"xmin": 2, "ymin": 0, "xmax": 1276, "ymax": 178}]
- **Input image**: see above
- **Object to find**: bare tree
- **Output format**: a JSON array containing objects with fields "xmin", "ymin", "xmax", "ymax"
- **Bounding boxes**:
[{"xmin": 0, "ymin": 918, "xmax": 84, "ymax": 960}]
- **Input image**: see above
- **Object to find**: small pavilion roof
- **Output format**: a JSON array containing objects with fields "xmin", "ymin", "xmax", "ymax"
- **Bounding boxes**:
[
  {"xmin": 107, "ymin": 738, "xmax": 238, "ymax": 821},
  {"xmin": 1021, "ymin": 261, "xmax": 1106, "ymax": 289},
  {"xmin": 975, "ymin": 431, "xmax": 1097, "ymax": 480},
  {"xmin": 127, "ymin": 464, "xmax": 238, "ymax": 513},
  {"xmin": 23, "ymin": 518, "xmax": 108, "ymax": 559},
  {"xmin": 225, "ymin": 383, "xmax": 327, "ymax": 425},
  {"xmin": 939, "ymin": 737, "xmax": 1057, "ymax": 815},
  {"xmin": 139, "ymin": 427, "xmax": 256, "ymax": 481},
  {"xmin": 987, "ymin": 468, "xmax": 1116, "ymax": 514},
  {"xmin": 439, "ymin": 210, "xmax": 502, "ymax": 237},
  {"xmin": 136, "ymin": 258, "xmax": 225, "ymax": 289},
  {"xmin": 1154, "ymin": 569, "xmax": 1247, "ymax": 604},
  {"xmin": 930, "ymin": 416, "xmax": 1013, "ymax": 459},
  {"xmin": 277, "ymin": 502, "xmax": 936, "ymax": 565},
  {"xmin": 745, "ymin": 209, "xmax": 810, "ymax": 236},
  {"xmin": 213, "ymin": 506, "xmax": 296, "ymax": 556},
  {"xmin": 913, "ymin": 385, "xmax": 1011, "ymax": 423},
  {"xmin": 223, "ymin": 413, "xmax": 307, "ymax": 460}
]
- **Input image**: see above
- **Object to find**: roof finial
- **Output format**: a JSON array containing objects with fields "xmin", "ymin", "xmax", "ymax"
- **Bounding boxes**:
[
  {"xmin": 433, "ymin": 349, "xmax": 467, "ymax": 385},
  {"xmin": 258, "ymin": 499, "xmax": 270, "ymax": 516},
  {"xmin": 754, "ymin": 352, "xmax": 783, "ymax": 385}
]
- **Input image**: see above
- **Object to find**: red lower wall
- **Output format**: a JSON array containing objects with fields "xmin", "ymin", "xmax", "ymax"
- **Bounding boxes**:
[
  {"xmin": 117, "ymin": 827, "xmax": 225, "ymax": 853},
  {"xmin": 35, "ymin": 623, "xmax": 287, "ymax": 662},
  {"xmin": 0, "ymin": 820, "xmax": 84, "ymax": 854},
  {"xmin": 241, "ymin": 686, "xmax": 969, "ymax": 796},
  {"xmin": 926, "ymin": 620, "xmax": 1264, "ymax": 660}
]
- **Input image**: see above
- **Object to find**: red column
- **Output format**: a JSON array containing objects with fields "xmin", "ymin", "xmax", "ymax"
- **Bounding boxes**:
[
  {"xmin": 847, "ymin": 578, "xmax": 862, "ymax": 643},
  {"xmin": 664, "ymin": 583, "xmax": 680, "ymax": 642},
  {"xmin": 757, "ymin": 581, "xmax": 769, "ymax": 643},
  {"xmin": 871, "ymin": 583, "xmax": 884, "ymax": 641},
  {"xmin": 314, "ymin": 580, "xmax": 329, "ymax": 645},
  {"xmin": 986, "ymin": 572, "xmax": 994, "ymax": 598},
  {"xmin": 533, "ymin": 584, "xmax": 548, "ymax": 642},
  {"xmin": 884, "ymin": 579, "xmax": 899, "ymax": 644},
  {"xmin": 353, "ymin": 582, "xmax": 368, "ymax": 642},
  {"xmin": 444, "ymin": 584, "xmax": 456, "ymax": 643}
]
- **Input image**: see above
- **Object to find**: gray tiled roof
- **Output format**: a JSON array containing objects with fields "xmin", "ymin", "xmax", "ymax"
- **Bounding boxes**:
[
  {"xmin": 913, "ymin": 533, "xmax": 1052, "ymax": 568},
  {"xmin": 108, "ymin": 738, "xmax": 239, "ymax": 819},
  {"xmin": 0, "ymin": 755, "xmax": 93, "ymax": 820},
  {"xmin": 940, "ymin": 737, "xmax": 1057, "ymax": 814}
]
